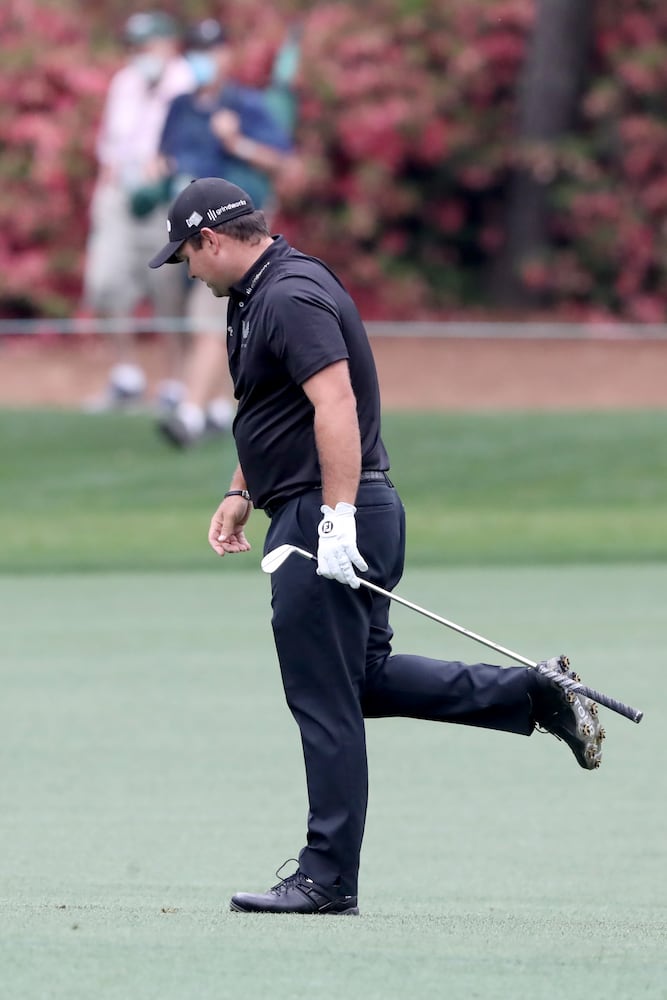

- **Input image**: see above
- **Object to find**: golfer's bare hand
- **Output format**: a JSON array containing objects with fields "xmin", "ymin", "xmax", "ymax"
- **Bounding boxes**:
[{"xmin": 208, "ymin": 496, "xmax": 252, "ymax": 557}]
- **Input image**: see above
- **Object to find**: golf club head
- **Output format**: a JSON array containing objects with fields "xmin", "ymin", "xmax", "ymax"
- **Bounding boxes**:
[{"xmin": 260, "ymin": 544, "xmax": 315, "ymax": 574}]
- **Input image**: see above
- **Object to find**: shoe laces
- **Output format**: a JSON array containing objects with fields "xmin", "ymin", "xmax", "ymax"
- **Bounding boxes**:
[
  {"xmin": 270, "ymin": 859, "xmax": 309, "ymax": 895},
  {"xmin": 536, "ymin": 659, "xmax": 582, "ymax": 702},
  {"xmin": 534, "ymin": 657, "xmax": 582, "ymax": 733}
]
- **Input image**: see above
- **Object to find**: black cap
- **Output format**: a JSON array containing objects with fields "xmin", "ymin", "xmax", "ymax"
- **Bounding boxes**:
[
  {"xmin": 185, "ymin": 19, "xmax": 227, "ymax": 50},
  {"xmin": 148, "ymin": 178, "xmax": 255, "ymax": 268}
]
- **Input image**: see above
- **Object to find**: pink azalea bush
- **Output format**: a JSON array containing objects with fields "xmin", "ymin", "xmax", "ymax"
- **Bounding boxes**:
[
  {"xmin": 1, "ymin": 0, "xmax": 665, "ymax": 321},
  {"xmin": 0, "ymin": 1, "xmax": 113, "ymax": 315}
]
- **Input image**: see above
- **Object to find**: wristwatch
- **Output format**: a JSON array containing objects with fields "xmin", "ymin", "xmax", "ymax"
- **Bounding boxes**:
[{"xmin": 224, "ymin": 489, "xmax": 251, "ymax": 502}]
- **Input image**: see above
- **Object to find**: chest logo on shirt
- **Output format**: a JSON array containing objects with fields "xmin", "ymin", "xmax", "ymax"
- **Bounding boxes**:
[
  {"xmin": 245, "ymin": 260, "xmax": 272, "ymax": 295},
  {"xmin": 241, "ymin": 320, "xmax": 251, "ymax": 346}
]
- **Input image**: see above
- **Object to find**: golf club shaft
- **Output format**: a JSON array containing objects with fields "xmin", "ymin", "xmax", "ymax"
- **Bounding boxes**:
[
  {"xmin": 288, "ymin": 548, "xmax": 643, "ymax": 724},
  {"xmin": 358, "ymin": 578, "xmax": 642, "ymax": 722},
  {"xmin": 359, "ymin": 578, "xmax": 535, "ymax": 665}
]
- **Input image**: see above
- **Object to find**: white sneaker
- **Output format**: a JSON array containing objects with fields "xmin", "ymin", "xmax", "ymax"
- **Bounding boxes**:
[
  {"xmin": 83, "ymin": 363, "xmax": 147, "ymax": 413},
  {"xmin": 156, "ymin": 379, "xmax": 186, "ymax": 412},
  {"xmin": 157, "ymin": 402, "xmax": 206, "ymax": 448}
]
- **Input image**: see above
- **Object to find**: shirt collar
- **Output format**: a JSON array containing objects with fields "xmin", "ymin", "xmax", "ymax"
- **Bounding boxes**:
[{"xmin": 230, "ymin": 235, "xmax": 289, "ymax": 302}]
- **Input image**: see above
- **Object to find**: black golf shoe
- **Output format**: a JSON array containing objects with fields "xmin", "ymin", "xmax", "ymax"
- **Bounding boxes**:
[
  {"xmin": 230, "ymin": 867, "xmax": 359, "ymax": 915},
  {"xmin": 532, "ymin": 656, "xmax": 605, "ymax": 770}
]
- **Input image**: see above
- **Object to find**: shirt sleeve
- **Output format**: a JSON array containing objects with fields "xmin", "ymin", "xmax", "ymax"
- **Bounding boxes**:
[
  {"xmin": 265, "ymin": 279, "xmax": 349, "ymax": 386},
  {"xmin": 227, "ymin": 86, "xmax": 294, "ymax": 152},
  {"xmin": 96, "ymin": 70, "xmax": 133, "ymax": 168}
]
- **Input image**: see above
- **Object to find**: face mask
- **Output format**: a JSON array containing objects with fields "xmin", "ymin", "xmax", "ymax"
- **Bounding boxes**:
[
  {"xmin": 133, "ymin": 53, "xmax": 167, "ymax": 85},
  {"xmin": 186, "ymin": 51, "xmax": 217, "ymax": 88}
]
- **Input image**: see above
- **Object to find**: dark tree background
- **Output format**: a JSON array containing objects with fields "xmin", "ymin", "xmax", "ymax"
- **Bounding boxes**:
[{"xmin": 493, "ymin": 0, "xmax": 596, "ymax": 305}]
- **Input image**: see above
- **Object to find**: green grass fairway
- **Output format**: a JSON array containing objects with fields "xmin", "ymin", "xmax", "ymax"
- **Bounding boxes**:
[
  {"xmin": 2, "ymin": 566, "xmax": 665, "ymax": 999},
  {"xmin": 2, "ymin": 408, "xmax": 667, "ymax": 571}
]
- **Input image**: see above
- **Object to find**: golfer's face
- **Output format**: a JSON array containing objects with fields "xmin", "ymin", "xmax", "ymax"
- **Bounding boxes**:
[{"xmin": 179, "ymin": 234, "xmax": 230, "ymax": 297}]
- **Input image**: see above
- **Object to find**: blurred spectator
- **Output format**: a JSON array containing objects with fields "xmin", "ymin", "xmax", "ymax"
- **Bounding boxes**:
[
  {"xmin": 82, "ymin": 11, "xmax": 195, "ymax": 411},
  {"xmin": 155, "ymin": 18, "xmax": 302, "ymax": 448}
]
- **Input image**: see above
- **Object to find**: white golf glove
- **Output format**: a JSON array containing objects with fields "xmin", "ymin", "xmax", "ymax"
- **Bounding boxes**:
[{"xmin": 317, "ymin": 502, "xmax": 368, "ymax": 589}]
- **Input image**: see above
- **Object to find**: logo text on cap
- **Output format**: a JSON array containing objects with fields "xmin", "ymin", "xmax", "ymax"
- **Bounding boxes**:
[{"xmin": 206, "ymin": 199, "xmax": 248, "ymax": 222}]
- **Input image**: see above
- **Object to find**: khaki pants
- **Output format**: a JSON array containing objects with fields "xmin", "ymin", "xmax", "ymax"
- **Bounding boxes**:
[
  {"xmin": 84, "ymin": 180, "xmax": 229, "ymax": 335},
  {"xmin": 83, "ymin": 181, "xmax": 185, "ymax": 317}
]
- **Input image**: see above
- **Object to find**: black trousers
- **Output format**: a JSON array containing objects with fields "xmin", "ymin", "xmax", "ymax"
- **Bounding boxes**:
[{"xmin": 265, "ymin": 479, "xmax": 538, "ymax": 896}]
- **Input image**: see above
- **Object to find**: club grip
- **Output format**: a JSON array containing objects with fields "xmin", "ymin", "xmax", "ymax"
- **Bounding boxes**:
[{"xmin": 574, "ymin": 682, "xmax": 643, "ymax": 723}]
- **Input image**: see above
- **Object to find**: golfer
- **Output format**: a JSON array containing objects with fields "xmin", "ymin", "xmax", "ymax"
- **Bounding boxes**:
[{"xmin": 149, "ymin": 177, "xmax": 604, "ymax": 915}]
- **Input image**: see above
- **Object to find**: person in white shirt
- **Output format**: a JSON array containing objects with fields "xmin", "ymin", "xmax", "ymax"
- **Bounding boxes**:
[{"xmin": 82, "ymin": 11, "xmax": 195, "ymax": 411}]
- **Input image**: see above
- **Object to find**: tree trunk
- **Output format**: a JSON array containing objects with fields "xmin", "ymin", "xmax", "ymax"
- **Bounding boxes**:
[{"xmin": 492, "ymin": 0, "xmax": 595, "ymax": 306}]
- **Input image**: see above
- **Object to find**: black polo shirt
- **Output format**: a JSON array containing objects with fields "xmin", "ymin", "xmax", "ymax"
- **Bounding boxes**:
[{"xmin": 226, "ymin": 236, "xmax": 389, "ymax": 511}]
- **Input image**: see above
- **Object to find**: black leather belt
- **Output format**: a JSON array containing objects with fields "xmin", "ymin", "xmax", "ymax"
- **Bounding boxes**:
[
  {"xmin": 264, "ymin": 471, "xmax": 392, "ymax": 517},
  {"xmin": 359, "ymin": 470, "xmax": 389, "ymax": 483}
]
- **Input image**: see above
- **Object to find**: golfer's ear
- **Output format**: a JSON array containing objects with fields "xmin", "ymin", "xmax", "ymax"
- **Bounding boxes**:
[{"xmin": 199, "ymin": 227, "xmax": 218, "ymax": 251}]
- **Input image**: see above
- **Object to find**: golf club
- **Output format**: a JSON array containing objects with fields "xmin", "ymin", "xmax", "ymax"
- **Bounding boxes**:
[{"xmin": 260, "ymin": 543, "xmax": 643, "ymax": 724}]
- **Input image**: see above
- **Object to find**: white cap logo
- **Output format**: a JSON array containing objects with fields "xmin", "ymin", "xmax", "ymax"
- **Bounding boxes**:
[{"xmin": 186, "ymin": 211, "xmax": 204, "ymax": 228}]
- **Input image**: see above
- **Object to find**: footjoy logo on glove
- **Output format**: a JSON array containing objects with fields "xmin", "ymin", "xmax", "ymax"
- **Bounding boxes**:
[{"xmin": 320, "ymin": 520, "xmax": 334, "ymax": 534}]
